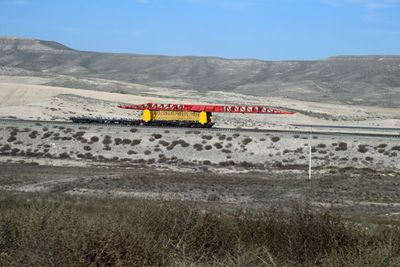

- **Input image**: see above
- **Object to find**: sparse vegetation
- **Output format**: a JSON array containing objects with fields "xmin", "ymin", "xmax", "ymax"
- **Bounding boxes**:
[
  {"xmin": 358, "ymin": 144, "xmax": 369, "ymax": 153},
  {"xmin": 72, "ymin": 131, "xmax": 85, "ymax": 139},
  {"xmin": 58, "ymin": 152, "xmax": 70, "ymax": 159},
  {"xmin": 122, "ymin": 138, "xmax": 131, "ymax": 145},
  {"xmin": 7, "ymin": 136, "xmax": 17, "ymax": 143},
  {"xmin": 193, "ymin": 144, "xmax": 203, "ymax": 151},
  {"xmin": 114, "ymin": 138, "xmax": 123, "ymax": 145},
  {"xmin": 202, "ymin": 135, "xmax": 213, "ymax": 140},
  {"xmin": 2, "ymin": 193, "xmax": 398, "ymax": 266},
  {"xmin": 28, "ymin": 131, "xmax": 39, "ymax": 139},
  {"xmin": 90, "ymin": 136, "xmax": 99, "ymax": 143},
  {"xmin": 102, "ymin": 136, "xmax": 112, "ymax": 145},
  {"xmin": 213, "ymin": 142, "xmax": 223, "ymax": 149},
  {"xmin": 152, "ymin": 133, "xmax": 162, "ymax": 139},
  {"xmin": 42, "ymin": 132, "xmax": 52, "ymax": 139},
  {"xmin": 131, "ymin": 139, "xmax": 141, "ymax": 146},
  {"xmin": 271, "ymin": 136, "xmax": 280, "ymax": 142},
  {"xmin": 242, "ymin": 137, "xmax": 252, "ymax": 145},
  {"xmin": 365, "ymin": 156, "xmax": 374, "ymax": 162},
  {"xmin": 336, "ymin": 142, "xmax": 348, "ymax": 151},
  {"xmin": 159, "ymin": 140, "xmax": 170, "ymax": 147},
  {"xmin": 166, "ymin": 140, "xmax": 190, "ymax": 150}
]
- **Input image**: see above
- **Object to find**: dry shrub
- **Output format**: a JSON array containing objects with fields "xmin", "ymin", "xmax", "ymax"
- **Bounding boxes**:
[
  {"xmin": 271, "ymin": 136, "xmax": 280, "ymax": 143},
  {"xmin": 114, "ymin": 138, "xmax": 123, "ymax": 145},
  {"xmin": 42, "ymin": 132, "xmax": 52, "ymax": 139},
  {"xmin": 131, "ymin": 139, "xmax": 141, "ymax": 146},
  {"xmin": 214, "ymin": 143, "xmax": 223, "ymax": 149},
  {"xmin": 152, "ymin": 134, "xmax": 162, "ymax": 139},
  {"xmin": 167, "ymin": 140, "xmax": 190, "ymax": 150},
  {"xmin": 242, "ymin": 137, "xmax": 252, "ymax": 145},
  {"xmin": 72, "ymin": 131, "xmax": 85, "ymax": 139},
  {"xmin": 159, "ymin": 140, "xmax": 170, "ymax": 147},
  {"xmin": 1, "ymin": 144, "xmax": 11, "ymax": 152},
  {"xmin": 90, "ymin": 136, "xmax": 99, "ymax": 143},
  {"xmin": 193, "ymin": 144, "xmax": 203, "ymax": 151},
  {"xmin": 365, "ymin": 156, "xmax": 374, "ymax": 162},
  {"xmin": 122, "ymin": 139, "xmax": 131, "ymax": 145},
  {"xmin": 7, "ymin": 136, "xmax": 16, "ymax": 143},
  {"xmin": 102, "ymin": 136, "xmax": 112, "ymax": 145},
  {"xmin": 0, "ymin": 194, "xmax": 399, "ymax": 266},
  {"xmin": 336, "ymin": 142, "xmax": 348, "ymax": 151},
  {"xmin": 59, "ymin": 152, "xmax": 70, "ymax": 159},
  {"xmin": 202, "ymin": 135, "xmax": 213, "ymax": 140},
  {"xmin": 28, "ymin": 131, "xmax": 39, "ymax": 139},
  {"xmin": 358, "ymin": 144, "xmax": 369, "ymax": 153}
]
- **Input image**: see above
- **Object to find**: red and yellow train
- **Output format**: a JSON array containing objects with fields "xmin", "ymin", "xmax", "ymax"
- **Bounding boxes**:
[{"xmin": 117, "ymin": 103, "xmax": 294, "ymax": 128}]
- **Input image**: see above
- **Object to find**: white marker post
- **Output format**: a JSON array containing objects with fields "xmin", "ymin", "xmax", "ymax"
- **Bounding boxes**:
[{"xmin": 308, "ymin": 127, "xmax": 312, "ymax": 180}]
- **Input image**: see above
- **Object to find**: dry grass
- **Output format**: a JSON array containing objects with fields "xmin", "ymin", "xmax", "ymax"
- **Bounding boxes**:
[{"xmin": 1, "ymin": 193, "xmax": 399, "ymax": 266}]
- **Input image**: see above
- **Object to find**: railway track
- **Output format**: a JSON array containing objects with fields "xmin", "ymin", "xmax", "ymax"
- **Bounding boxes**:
[
  {"xmin": 291, "ymin": 124, "xmax": 400, "ymax": 132},
  {"xmin": 1, "ymin": 118, "xmax": 400, "ymax": 139}
]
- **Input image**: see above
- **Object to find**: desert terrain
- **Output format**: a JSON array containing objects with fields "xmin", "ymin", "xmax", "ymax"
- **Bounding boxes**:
[
  {"xmin": 1, "ymin": 37, "xmax": 400, "ymax": 266},
  {"xmin": 1, "ymin": 37, "xmax": 399, "ymax": 211}
]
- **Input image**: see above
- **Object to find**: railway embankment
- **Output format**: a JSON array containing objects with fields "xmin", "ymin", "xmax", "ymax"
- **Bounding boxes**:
[{"xmin": 0, "ymin": 121, "xmax": 399, "ymax": 173}]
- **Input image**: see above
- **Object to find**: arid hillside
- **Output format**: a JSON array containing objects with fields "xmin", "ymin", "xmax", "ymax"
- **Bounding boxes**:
[{"xmin": 1, "ymin": 37, "xmax": 400, "ymax": 107}]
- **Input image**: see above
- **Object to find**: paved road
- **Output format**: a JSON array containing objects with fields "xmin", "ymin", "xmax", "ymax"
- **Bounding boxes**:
[{"xmin": 1, "ymin": 118, "xmax": 400, "ymax": 139}]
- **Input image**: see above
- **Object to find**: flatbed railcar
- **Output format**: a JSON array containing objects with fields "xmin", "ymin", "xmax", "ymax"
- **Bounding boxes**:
[
  {"xmin": 70, "ymin": 116, "xmax": 214, "ymax": 128},
  {"xmin": 70, "ymin": 103, "xmax": 294, "ymax": 128},
  {"xmin": 70, "ymin": 116, "xmax": 138, "ymax": 126}
]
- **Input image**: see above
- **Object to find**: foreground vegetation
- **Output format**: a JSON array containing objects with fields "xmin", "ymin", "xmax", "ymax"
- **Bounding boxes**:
[{"xmin": 0, "ymin": 193, "xmax": 400, "ymax": 266}]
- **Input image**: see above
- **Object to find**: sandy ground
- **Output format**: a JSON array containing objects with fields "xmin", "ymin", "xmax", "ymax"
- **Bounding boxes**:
[
  {"xmin": 0, "ymin": 120, "xmax": 399, "ymax": 174},
  {"xmin": 1, "ymin": 78, "xmax": 400, "ymax": 129}
]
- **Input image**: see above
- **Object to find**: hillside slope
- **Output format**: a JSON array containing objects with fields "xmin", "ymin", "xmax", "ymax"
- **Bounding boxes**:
[{"xmin": 1, "ymin": 37, "xmax": 399, "ymax": 107}]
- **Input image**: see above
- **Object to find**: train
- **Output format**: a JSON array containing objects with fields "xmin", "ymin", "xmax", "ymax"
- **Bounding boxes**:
[{"xmin": 70, "ymin": 102, "xmax": 294, "ymax": 128}]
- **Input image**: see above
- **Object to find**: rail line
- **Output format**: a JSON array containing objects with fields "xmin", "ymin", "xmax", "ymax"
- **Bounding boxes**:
[
  {"xmin": 1, "ymin": 118, "xmax": 400, "ymax": 139},
  {"xmin": 291, "ymin": 124, "xmax": 400, "ymax": 132}
]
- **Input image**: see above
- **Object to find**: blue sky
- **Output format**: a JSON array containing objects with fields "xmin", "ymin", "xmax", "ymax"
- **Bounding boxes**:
[{"xmin": 0, "ymin": 0, "xmax": 399, "ymax": 60}]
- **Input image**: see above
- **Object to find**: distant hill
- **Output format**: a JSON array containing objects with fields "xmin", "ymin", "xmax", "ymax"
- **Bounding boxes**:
[{"xmin": 0, "ymin": 37, "xmax": 399, "ymax": 107}]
